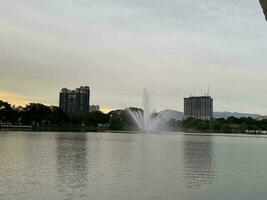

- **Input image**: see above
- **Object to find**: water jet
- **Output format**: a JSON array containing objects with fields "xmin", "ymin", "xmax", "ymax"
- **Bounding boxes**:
[{"xmin": 128, "ymin": 89, "xmax": 171, "ymax": 132}]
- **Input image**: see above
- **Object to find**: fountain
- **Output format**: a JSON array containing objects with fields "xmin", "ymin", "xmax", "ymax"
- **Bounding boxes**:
[{"xmin": 128, "ymin": 89, "xmax": 170, "ymax": 132}]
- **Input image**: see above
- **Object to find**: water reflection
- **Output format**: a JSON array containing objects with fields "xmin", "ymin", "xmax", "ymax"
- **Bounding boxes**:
[
  {"xmin": 55, "ymin": 133, "xmax": 88, "ymax": 199},
  {"xmin": 183, "ymin": 135, "xmax": 215, "ymax": 189}
]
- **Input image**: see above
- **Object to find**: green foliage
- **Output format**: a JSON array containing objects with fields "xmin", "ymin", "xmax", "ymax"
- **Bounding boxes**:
[
  {"xmin": 108, "ymin": 110, "xmax": 123, "ymax": 130},
  {"xmin": 165, "ymin": 119, "xmax": 181, "ymax": 132},
  {"xmin": 83, "ymin": 111, "xmax": 109, "ymax": 126},
  {"xmin": 182, "ymin": 116, "xmax": 267, "ymax": 133},
  {"xmin": 0, "ymin": 100, "xmax": 109, "ymax": 129},
  {"xmin": 1, "ymin": 99, "xmax": 267, "ymax": 133},
  {"xmin": 108, "ymin": 109, "xmax": 133, "ymax": 130},
  {"xmin": 0, "ymin": 100, "xmax": 19, "ymax": 123},
  {"xmin": 49, "ymin": 106, "xmax": 69, "ymax": 124},
  {"xmin": 21, "ymin": 103, "xmax": 53, "ymax": 125}
]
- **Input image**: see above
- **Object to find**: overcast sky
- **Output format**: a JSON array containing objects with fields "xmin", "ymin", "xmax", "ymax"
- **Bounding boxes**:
[{"xmin": 0, "ymin": 0, "xmax": 267, "ymax": 114}]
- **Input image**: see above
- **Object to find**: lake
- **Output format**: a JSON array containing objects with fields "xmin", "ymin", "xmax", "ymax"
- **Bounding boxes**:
[{"xmin": 0, "ymin": 131, "xmax": 267, "ymax": 200}]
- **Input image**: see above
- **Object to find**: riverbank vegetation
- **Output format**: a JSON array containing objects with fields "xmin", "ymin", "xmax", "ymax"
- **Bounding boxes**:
[
  {"xmin": 1, "ymin": 100, "xmax": 267, "ymax": 133},
  {"xmin": 183, "ymin": 117, "xmax": 267, "ymax": 133}
]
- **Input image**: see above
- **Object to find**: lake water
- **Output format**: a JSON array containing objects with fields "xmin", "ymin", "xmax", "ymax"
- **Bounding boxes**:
[{"xmin": 0, "ymin": 131, "xmax": 267, "ymax": 200}]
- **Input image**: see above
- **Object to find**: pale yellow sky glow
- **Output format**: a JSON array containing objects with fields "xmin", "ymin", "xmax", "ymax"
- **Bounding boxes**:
[
  {"xmin": 0, "ymin": 90, "xmax": 112, "ymax": 113},
  {"xmin": 0, "ymin": 91, "xmax": 36, "ymax": 106},
  {"xmin": 101, "ymin": 107, "xmax": 112, "ymax": 114}
]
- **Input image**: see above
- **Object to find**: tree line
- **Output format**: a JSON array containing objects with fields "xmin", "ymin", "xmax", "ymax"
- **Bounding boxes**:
[
  {"xmin": 183, "ymin": 117, "xmax": 267, "ymax": 133},
  {"xmin": 0, "ymin": 100, "xmax": 108, "ymax": 126},
  {"xmin": 0, "ymin": 100, "xmax": 180, "ymax": 131},
  {"xmin": 1, "ymin": 99, "xmax": 267, "ymax": 133},
  {"xmin": 0, "ymin": 100, "xmax": 143, "ymax": 131}
]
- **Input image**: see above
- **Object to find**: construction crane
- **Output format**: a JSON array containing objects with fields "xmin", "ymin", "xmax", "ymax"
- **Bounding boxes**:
[{"xmin": 260, "ymin": 0, "xmax": 267, "ymax": 20}]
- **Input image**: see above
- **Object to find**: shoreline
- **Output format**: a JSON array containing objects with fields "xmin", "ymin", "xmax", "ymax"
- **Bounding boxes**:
[{"xmin": 1, "ymin": 128, "xmax": 267, "ymax": 136}]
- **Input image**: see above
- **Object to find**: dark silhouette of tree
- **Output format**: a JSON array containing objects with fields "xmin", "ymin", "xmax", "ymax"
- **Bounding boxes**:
[
  {"xmin": 49, "ymin": 106, "xmax": 69, "ymax": 125},
  {"xmin": 21, "ymin": 103, "xmax": 52, "ymax": 125},
  {"xmin": 1, "ymin": 99, "xmax": 267, "ymax": 133},
  {"xmin": 83, "ymin": 111, "xmax": 109, "ymax": 126},
  {"xmin": 108, "ymin": 110, "xmax": 123, "ymax": 130},
  {"xmin": 0, "ymin": 100, "xmax": 19, "ymax": 123}
]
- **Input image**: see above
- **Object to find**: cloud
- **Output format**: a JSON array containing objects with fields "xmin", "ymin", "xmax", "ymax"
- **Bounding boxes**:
[{"xmin": 0, "ymin": 0, "xmax": 267, "ymax": 114}]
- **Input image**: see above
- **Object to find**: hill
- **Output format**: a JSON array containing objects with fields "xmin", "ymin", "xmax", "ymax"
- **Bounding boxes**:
[{"xmin": 158, "ymin": 110, "xmax": 262, "ymax": 121}]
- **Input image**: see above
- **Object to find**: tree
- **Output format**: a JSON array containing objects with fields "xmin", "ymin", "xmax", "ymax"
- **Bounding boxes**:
[
  {"xmin": 0, "ymin": 100, "xmax": 19, "ymax": 123},
  {"xmin": 109, "ymin": 110, "xmax": 123, "ymax": 130},
  {"xmin": 227, "ymin": 116, "xmax": 240, "ymax": 124},
  {"xmin": 83, "ymin": 111, "xmax": 109, "ymax": 126},
  {"xmin": 21, "ymin": 103, "xmax": 52, "ymax": 125},
  {"xmin": 49, "ymin": 106, "xmax": 69, "ymax": 125}
]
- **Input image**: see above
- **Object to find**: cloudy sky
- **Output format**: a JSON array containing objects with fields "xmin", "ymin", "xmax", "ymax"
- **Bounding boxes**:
[{"xmin": 0, "ymin": 0, "xmax": 267, "ymax": 114}]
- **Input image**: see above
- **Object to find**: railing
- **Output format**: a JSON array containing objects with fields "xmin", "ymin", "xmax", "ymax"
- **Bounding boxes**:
[
  {"xmin": 245, "ymin": 130, "xmax": 267, "ymax": 134},
  {"xmin": 0, "ymin": 124, "xmax": 32, "ymax": 130}
]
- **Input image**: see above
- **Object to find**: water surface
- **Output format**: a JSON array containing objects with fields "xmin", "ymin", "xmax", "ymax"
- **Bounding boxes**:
[{"xmin": 0, "ymin": 131, "xmax": 267, "ymax": 200}]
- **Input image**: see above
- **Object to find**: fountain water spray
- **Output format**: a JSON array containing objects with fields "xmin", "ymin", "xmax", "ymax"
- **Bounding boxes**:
[{"xmin": 128, "ymin": 89, "xmax": 170, "ymax": 132}]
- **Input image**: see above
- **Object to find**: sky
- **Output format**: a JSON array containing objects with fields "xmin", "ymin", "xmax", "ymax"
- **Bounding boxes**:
[{"xmin": 0, "ymin": 0, "xmax": 267, "ymax": 114}]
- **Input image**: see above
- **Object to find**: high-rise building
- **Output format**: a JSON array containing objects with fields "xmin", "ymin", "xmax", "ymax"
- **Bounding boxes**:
[
  {"xmin": 184, "ymin": 96, "xmax": 213, "ymax": 120},
  {"xmin": 59, "ymin": 86, "xmax": 90, "ymax": 113},
  {"xmin": 89, "ymin": 105, "xmax": 100, "ymax": 112}
]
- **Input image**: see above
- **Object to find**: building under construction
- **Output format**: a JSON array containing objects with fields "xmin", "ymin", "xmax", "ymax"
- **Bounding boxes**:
[{"xmin": 184, "ymin": 96, "xmax": 213, "ymax": 120}]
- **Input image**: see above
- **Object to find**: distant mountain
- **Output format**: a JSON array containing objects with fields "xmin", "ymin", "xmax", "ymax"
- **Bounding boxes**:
[
  {"xmin": 158, "ymin": 110, "xmax": 184, "ymax": 121},
  {"xmin": 158, "ymin": 110, "xmax": 262, "ymax": 121},
  {"xmin": 213, "ymin": 112, "xmax": 262, "ymax": 119}
]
